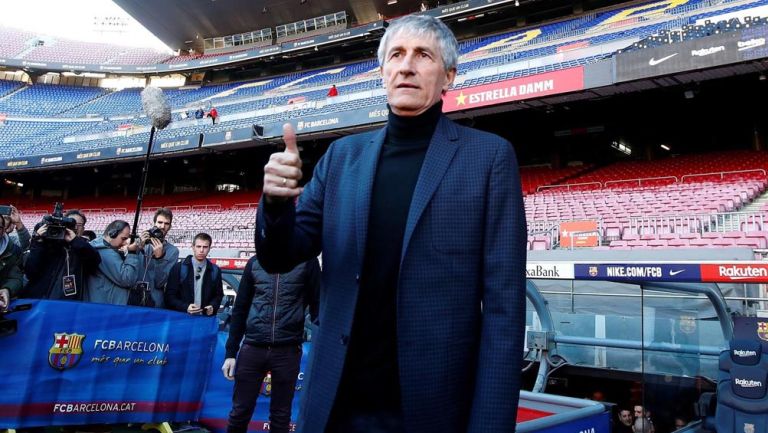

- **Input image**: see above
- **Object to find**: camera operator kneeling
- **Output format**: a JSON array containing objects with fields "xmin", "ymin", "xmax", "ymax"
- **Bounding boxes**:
[{"xmin": 22, "ymin": 206, "xmax": 101, "ymax": 301}]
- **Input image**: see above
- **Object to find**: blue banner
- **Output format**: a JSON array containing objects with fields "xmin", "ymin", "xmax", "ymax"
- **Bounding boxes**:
[
  {"xmin": 280, "ymin": 21, "xmax": 385, "ymax": 53},
  {"xmin": 202, "ymin": 127, "xmax": 257, "ymax": 148},
  {"xmin": 153, "ymin": 133, "xmax": 202, "ymax": 154},
  {"xmin": 261, "ymin": 103, "xmax": 389, "ymax": 138},
  {"xmin": 573, "ymin": 263, "xmax": 702, "ymax": 282},
  {"xmin": 199, "ymin": 334, "xmax": 309, "ymax": 433},
  {"xmin": 0, "ymin": 300, "xmax": 218, "ymax": 428}
]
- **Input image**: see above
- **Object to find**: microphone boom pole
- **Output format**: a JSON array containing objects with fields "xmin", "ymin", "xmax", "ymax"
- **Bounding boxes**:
[{"xmin": 131, "ymin": 125, "xmax": 157, "ymax": 240}]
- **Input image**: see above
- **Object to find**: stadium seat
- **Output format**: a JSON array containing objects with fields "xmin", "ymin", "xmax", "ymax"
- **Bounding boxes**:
[{"xmin": 713, "ymin": 339, "xmax": 768, "ymax": 433}]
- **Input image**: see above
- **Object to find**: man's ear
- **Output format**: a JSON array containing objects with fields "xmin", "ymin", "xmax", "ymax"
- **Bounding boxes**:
[{"xmin": 443, "ymin": 67, "xmax": 457, "ymax": 92}]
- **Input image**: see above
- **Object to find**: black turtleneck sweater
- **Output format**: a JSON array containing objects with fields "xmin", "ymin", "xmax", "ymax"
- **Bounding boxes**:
[{"xmin": 333, "ymin": 101, "xmax": 443, "ymax": 414}]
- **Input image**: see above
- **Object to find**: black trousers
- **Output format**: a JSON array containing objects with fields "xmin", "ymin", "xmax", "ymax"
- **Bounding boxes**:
[{"xmin": 227, "ymin": 344, "xmax": 302, "ymax": 433}]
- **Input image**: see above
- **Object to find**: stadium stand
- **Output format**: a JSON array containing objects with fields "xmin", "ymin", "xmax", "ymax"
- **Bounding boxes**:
[
  {"xmin": 3, "ymin": 0, "xmax": 768, "ymax": 160},
  {"xmin": 525, "ymin": 151, "xmax": 768, "ymax": 250},
  {"xmin": 7, "ymin": 147, "xmax": 768, "ymax": 254},
  {"xmin": 0, "ymin": 27, "xmax": 38, "ymax": 58},
  {"xmin": 2, "ymin": 0, "xmax": 768, "ymax": 254},
  {"xmin": 0, "ymin": 83, "xmax": 110, "ymax": 117}
]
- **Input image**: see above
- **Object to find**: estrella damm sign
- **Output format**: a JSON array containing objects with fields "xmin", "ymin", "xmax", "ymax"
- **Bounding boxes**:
[{"xmin": 49, "ymin": 333, "xmax": 85, "ymax": 371}]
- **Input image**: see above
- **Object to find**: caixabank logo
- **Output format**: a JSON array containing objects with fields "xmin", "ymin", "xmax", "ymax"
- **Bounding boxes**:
[{"xmin": 49, "ymin": 332, "xmax": 85, "ymax": 371}]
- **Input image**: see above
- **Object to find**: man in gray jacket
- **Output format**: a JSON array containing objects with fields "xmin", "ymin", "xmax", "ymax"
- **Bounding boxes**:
[
  {"xmin": 134, "ymin": 208, "xmax": 180, "ymax": 308},
  {"xmin": 86, "ymin": 220, "xmax": 141, "ymax": 305}
]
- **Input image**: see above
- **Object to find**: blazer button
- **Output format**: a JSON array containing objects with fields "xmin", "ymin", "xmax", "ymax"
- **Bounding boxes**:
[
  {"xmin": 340, "ymin": 335, "xmax": 349, "ymax": 345},
  {"xmin": 355, "ymin": 274, "xmax": 360, "ymax": 283}
]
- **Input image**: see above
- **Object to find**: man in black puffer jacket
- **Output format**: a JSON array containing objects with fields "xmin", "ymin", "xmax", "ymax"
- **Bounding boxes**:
[{"xmin": 222, "ymin": 255, "xmax": 320, "ymax": 433}]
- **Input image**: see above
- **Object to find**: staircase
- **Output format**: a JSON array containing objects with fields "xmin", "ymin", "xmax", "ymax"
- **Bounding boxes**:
[{"xmin": 739, "ymin": 187, "xmax": 768, "ymax": 214}]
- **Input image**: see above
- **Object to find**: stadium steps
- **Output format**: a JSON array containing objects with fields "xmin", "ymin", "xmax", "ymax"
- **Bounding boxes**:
[
  {"xmin": 737, "ymin": 187, "xmax": 768, "ymax": 214},
  {"xmin": 58, "ymin": 89, "xmax": 119, "ymax": 118},
  {"xmin": 553, "ymin": 164, "xmax": 601, "ymax": 187},
  {"xmin": 0, "ymin": 85, "xmax": 29, "ymax": 104},
  {"xmin": 553, "ymin": 163, "xmax": 612, "ymax": 189},
  {"xmin": 13, "ymin": 45, "xmax": 38, "ymax": 60}
]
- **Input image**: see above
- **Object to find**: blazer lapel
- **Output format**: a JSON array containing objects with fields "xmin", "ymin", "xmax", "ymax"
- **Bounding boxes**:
[
  {"xmin": 355, "ymin": 127, "xmax": 386, "ymax": 266},
  {"xmin": 401, "ymin": 116, "xmax": 460, "ymax": 263}
]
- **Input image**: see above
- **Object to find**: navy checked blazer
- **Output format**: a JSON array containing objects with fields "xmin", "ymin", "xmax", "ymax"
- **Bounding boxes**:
[{"xmin": 256, "ymin": 114, "xmax": 527, "ymax": 433}]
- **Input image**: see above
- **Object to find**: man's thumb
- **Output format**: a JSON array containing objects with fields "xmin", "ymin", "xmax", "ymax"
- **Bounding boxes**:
[{"xmin": 283, "ymin": 123, "xmax": 299, "ymax": 154}]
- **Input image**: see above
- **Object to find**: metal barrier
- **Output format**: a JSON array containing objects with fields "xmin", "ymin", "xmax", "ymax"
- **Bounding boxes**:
[
  {"xmin": 681, "ymin": 169, "xmax": 767, "ymax": 183},
  {"xmin": 604, "ymin": 175, "xmax": 678, "ymax": 188},
  {"xmin": 536, "ymin": 181, "xmax": 602, "ymax": 192}
]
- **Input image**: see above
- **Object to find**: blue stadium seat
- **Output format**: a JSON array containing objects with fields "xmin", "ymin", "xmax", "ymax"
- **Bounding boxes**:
[{"xmin": 712, "ymin": 339, "xmax": 768, "ymax": 433}]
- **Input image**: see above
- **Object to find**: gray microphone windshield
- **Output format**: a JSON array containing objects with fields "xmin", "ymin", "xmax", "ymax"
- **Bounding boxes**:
[{"xmin": 141, "ymin": 86, "xmax": 172, "ymax": 130}]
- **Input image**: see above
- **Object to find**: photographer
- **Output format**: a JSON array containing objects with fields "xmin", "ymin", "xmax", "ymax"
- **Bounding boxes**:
[
  {"xmin": 22, "ymin": 209, "xmax": 100, "ymax": 301},
  {"xmin": 164, "ymin": 233, "xmax": 223, "ymax": 315},
  {"xmin": 86, "ymin": 220, "xmax": 142, "ymax": 305},
  {"xmin": 131, "ymin": 208, "xmax": 179, "ymax": 308},
  {"xmin": 0, "ymin": 214, "xmax": 23, "ymax": 310}
]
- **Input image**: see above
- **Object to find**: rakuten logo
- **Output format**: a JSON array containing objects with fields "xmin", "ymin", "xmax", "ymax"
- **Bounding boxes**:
[
  {"xmin": 735, "ymin": 378, "xmax": 763, "ymax": 388},
  {"xmin": 733, "ymin": 349, "xmax": 758, "ymax": 357},
  {"xmin": 718, "ymin": 265, "xmax": 768, "ymax": 279}
]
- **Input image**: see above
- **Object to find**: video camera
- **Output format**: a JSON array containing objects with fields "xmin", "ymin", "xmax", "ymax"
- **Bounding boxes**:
[
  {"xmin": 42, "ymin": 203, "xmax": 77, "ymax": 241},
  {"xmin": 146, "ymin": 226, "xmax": 165, "ymax": 242}
]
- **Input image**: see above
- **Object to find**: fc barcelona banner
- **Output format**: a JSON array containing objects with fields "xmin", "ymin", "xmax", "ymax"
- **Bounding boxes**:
[{"xmin": 0, "ymin": 300, "xmax": 218, "ymax": 428}]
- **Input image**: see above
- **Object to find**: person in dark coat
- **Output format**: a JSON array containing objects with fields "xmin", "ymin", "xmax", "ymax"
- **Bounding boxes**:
[
  {"xmin": 221, "ymin": 255, "xmax": 320, "ymax": 433},
  {"xmin": 22, "ymin": 217, "xmax": 100, "ymax": 301},
  {"xmin": 164, "ymin": 233, "xmax": 223, "ymax": 316},
  {"xmin": 257, "ymin": 14, "xmax": 526, "ymax": 433}
]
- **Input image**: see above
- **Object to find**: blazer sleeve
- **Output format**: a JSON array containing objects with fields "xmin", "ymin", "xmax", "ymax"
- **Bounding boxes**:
[
  {"xmin": 467, "ymin": 138, "xmax": 527, "ymax": 433},
  {"xmin": 164, "ymin": 261, "xmax": 187, "ymax": 312},
  {"xmin": 255, "ymin": 142, "xmax": 333, "ymax": 274}
]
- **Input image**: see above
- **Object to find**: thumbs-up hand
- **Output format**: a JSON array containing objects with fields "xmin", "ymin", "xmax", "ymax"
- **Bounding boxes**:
[{"xmin": 264, "ymin": 123, "xmax": 304, "ymax": 203}]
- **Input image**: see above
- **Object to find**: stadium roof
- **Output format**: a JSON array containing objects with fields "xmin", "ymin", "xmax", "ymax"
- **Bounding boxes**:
[{"xmin": 114, "ymin": 0, "xmax": 426, "ymax": 51}]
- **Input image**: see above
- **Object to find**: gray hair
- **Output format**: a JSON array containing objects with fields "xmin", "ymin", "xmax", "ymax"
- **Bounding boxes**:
[{"xmin": 377, "ymin": 15, "xmax": 459, "ymax": 71}]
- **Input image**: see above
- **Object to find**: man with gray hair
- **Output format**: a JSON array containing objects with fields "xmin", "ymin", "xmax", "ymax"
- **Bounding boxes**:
[{"xmin": 257, "ymin": 14, "xmax": 526, "ymax": 433}]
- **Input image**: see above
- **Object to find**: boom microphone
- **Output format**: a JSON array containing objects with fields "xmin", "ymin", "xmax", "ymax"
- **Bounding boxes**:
[
  {"xmin": 130, "ymin": 86, "xmax": 172, "ymax": 242},
  {"xmin": 140, "ymin": 86, "xmax": 172, "ymax": 130}
]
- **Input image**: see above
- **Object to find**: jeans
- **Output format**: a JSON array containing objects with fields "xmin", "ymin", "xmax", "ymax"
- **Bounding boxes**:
[{"xmin": 227, "ymin": 344, "xmax": 302, "ymax": 433}]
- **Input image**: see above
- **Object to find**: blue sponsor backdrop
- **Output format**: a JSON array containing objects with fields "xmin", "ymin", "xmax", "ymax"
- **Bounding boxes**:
[
  {"xmin": 574, "ymin": 263, "xmax": 702, "ymax": 282},
  {"xmin": 198, "ymin": 334, "xmax": 309, "ymax": 432},
  {"xmin": 0, "ymin": 300, "xmax": 217, "ymax": 428}
]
